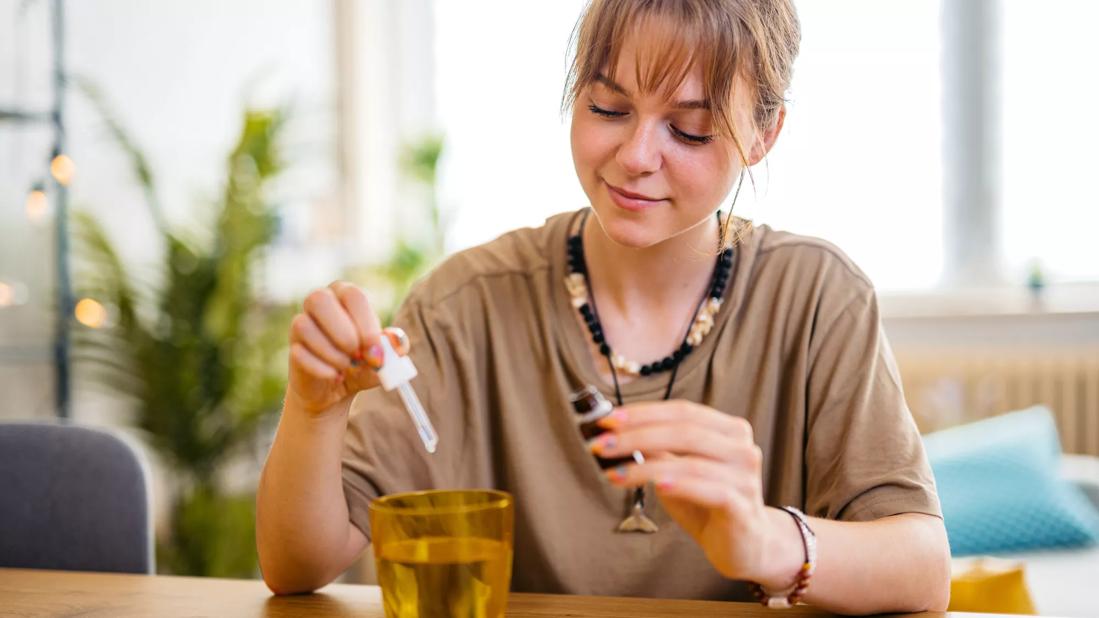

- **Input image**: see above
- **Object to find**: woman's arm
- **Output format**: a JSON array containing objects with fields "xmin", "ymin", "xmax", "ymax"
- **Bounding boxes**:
[
  {"xmin": 593, "ymin": 401, "xmax": 951, "ymax": 615},
  {"xmin": 759, "ymin": 508, "xmax": 950, "ymax": 614},
  {"xmin": 256, "ymin": 283, "xmax": 386, "ymax": 594},
  {"xmin": 257, "ymin": 394, "xmax": 368, "ymax": 594}
]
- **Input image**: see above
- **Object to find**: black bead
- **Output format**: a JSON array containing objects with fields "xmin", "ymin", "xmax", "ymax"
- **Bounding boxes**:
[
  {"xmin": 660, "ymin": 357, "xmax": 674, "ymax": 371},
  {"xmin": 568, "ymin": 235, "xmax": 582, "ymax": 247},
  {"xmin": 599, "ymin": 343, "xmax": 610, "ymax": 356},
  {"xmin": 592, "ymin": 333, "xmax": 604, "ymax": 345},
  {"xmin": 673, "ymin": 348, "xmax": 684, "ymax": 362},
  {"xmin": 680, "ymin": 342, "xmax": 693, "ymax": 355},
  {"xmin": 721, "ymin": 250, "xmax": 733, "ymax": 265},
  {"xmin": 579, "ymin": 304, "xmax": 593, "ymax": 317},
  {"xmin": 640, "ymin": 364, "xmax": 652, "ymax": 376}
]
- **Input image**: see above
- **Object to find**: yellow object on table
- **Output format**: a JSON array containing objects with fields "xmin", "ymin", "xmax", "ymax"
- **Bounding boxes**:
[
  {"xmin": 369, "ymin": 489, "xmax": 514, "ymax": 618},
  {"xmin": 949, "ymin": 557, "xmax": 1036, "ymax": 615}
]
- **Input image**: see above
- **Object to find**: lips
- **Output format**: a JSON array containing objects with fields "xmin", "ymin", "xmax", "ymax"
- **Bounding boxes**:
[
  {"xmin": 604, "ymin": 181, "xmax": 666, "ymax": 212},
  {"xmin": 607, "ymin": 183, "xmax": 662, "ymax": 201}
]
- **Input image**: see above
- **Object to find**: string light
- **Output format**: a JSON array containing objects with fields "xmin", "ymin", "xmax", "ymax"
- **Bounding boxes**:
[
  {"xmin": 50, "ymin": 153, "xmax": 75, "ymax": 186},
  {"xmin": 25, "ymin": 184, "xmax": 48, "ymax": 223},
  {"xmin": 74, "ymin": 298, "xmax": 108, "ymax": 328}
]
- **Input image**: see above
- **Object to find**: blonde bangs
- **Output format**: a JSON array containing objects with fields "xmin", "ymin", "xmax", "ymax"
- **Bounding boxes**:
[{"xmin": 563, "ymin": 0, "xmax": 800, "ymax": 167}]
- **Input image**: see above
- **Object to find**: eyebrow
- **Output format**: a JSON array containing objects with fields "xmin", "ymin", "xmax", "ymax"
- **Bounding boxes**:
[{"xmin": 594, "ymin": 73, "xmax": 710, "ymax": 110}]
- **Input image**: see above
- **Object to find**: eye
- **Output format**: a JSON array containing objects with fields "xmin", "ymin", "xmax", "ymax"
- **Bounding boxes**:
[
  {"xmin": 587, "ymin": 103, "xmax": 626, "ymax": 118},
  {"xmin": 670, "ymin": 125, "xmax": 715, "ymax": 145}
]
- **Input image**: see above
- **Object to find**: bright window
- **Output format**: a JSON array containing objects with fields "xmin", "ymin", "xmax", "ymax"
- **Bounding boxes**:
[
  {"xmin": 435, "ymin": 1, "xmax": 943, "ymax": 291},
  {"xmin": 1001, "ymin": 0, "xmax": 1099, "ymax": 283}
]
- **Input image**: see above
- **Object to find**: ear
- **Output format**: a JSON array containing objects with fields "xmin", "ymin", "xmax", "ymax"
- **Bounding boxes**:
[{"xmin": 747, "ymin": 105, "xmax": 786, "ymax": 166}]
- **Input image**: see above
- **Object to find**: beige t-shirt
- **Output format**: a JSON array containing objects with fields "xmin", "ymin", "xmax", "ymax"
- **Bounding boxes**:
[{"xmin": 342, "ymin": 209, "xmax": 940, "ymax": 601}]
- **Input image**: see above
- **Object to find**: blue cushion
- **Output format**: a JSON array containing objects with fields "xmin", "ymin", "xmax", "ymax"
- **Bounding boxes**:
[{"xmin": 924, "ymin": 406, "xmax": 1099, "ymax": 556}]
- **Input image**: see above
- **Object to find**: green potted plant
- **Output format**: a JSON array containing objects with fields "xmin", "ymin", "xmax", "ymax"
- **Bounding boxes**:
[{"xmin": 72, "ymin": 87, "xmax": 293, "ymax": 577}]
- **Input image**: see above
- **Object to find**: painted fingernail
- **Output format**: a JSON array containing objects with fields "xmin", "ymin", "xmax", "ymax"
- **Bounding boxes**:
[
  {"xmin": 656, "ymin": 475, "xmax": 675, "ymax": 490},
  {"xmin": 384, "ymin": 327, "xmax": 410, "ymax": 356},
  {"xmin": 597, "ymin": 409, "xmax": 628, "ymax": 429},
  {"xmin": 365, "ymin": 344, "xmax": 384, "ymax": 369},
  {"xmin": 587, "ymin": 433, "xmax": 616, "ymax": 454},
  {"xmin": 334, "ymin": 373, "xmax": 345, "ymax": 385},
  {"xmin": 606, "ymin": 465, "xmax": 628, "ymax": 484}
]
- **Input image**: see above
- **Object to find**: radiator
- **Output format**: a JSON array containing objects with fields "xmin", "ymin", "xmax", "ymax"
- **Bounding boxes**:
[{"xmin": 895, "ymin": 348, "xmax": 1099, "ymax": 457}]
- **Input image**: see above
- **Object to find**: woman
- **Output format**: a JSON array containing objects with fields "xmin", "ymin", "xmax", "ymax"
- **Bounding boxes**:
[{"xmin": 257, "ymin": 0, "xmax": 951, "ymax": 613}]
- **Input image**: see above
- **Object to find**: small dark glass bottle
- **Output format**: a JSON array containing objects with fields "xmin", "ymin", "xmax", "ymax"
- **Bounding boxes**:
[{"xmin": 569, "ymin": 385, "xmax": 637, "ymax": 470}]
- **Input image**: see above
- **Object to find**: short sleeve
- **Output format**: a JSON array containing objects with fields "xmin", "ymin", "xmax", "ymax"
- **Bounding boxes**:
[
  {"xmin": 340, "ymin": 295, "xmax": 481, "ymax": 540},
  {"xmin": 803, "ymin": 281, "xmax": 942, "ymax": 522}
]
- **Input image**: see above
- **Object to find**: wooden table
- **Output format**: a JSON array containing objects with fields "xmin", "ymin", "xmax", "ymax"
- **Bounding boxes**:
[{"xmin": 0, "ymin": 568, "xmax": 1011, "ymax": 617}]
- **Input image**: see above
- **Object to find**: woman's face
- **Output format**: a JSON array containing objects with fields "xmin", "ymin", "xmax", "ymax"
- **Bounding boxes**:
[{"xmin": 571, "ymin": 31, "xmax": 756, "ymax": 249}]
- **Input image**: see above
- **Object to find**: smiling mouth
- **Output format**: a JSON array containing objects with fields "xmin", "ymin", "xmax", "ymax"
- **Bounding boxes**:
[{"xmin": 604, "ymin": 182, "xmax": 664, "ymax": 202}]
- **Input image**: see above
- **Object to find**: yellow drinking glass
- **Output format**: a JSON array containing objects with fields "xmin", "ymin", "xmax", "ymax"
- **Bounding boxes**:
[{"xmin": 369, "ymin": 489, "xmax": 514, "ymax": 618}]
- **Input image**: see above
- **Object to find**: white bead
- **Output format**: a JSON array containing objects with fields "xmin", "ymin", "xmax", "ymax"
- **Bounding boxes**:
[
  {"xmin": 625, "ymin": 361, "xmax": 641, "ymax": 375},
  {"xmin": 564, "ymin": 274, "xmax": 587, "ymax": 297},
  {"xmin": 570, "ymin": 296, "xmax": 588, "ymax": 308}
]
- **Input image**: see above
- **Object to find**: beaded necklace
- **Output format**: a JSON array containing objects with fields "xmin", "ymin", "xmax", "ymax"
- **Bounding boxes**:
[
  {"xmin": 564, "ymin": 209, "xmax": 735, "ymax": 532},
  {"xmin": 565, "ymin": 210, "xmax": 734, "ymax": 385}
]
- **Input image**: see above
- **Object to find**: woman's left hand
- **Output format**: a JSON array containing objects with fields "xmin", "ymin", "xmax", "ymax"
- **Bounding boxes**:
[{"xmin": 590, "ymin": 400, "xmax": 800, "ymax": 587}]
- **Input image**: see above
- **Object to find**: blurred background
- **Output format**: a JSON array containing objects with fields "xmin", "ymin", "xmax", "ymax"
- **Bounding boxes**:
[{"xmin": 1, "ymin": 0, "xmax": 1097, "ymax": 614}]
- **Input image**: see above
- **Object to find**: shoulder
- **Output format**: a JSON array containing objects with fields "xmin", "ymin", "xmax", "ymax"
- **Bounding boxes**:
[
  {"xmin": 748, "ymin": 223, "xmax": 876, "ymax": 300},
  {"xmin": 403, "ymin": 210, "xmax": 575, "ymax": 312}
]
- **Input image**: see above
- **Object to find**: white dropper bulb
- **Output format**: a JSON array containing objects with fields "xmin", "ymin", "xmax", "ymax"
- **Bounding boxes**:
[{"xmin": 375, "ymin": 334, "xmax": 438, "ymax": 454}]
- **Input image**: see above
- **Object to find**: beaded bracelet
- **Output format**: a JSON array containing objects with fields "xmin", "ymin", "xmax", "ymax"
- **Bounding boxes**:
[{"xmin": 748, "ymin": 506, "xmax": 817, "ymax": 609}]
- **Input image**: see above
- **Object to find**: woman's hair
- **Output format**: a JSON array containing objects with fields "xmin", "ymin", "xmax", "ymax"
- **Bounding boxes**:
[{"xmin": 562, "ymin": 0, "xmax": 801, "ymax": 170}]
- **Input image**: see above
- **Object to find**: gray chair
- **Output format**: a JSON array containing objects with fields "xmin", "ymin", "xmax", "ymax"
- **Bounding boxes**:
[{"xmin": 0, "ymin": 422, "xmax": 153, "ymax": 573}]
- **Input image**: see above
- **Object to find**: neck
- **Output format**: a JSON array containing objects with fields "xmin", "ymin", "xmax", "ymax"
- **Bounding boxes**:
[{"xmin": 582, "ymin": 212, "xmax": 722, "ymax": 318}]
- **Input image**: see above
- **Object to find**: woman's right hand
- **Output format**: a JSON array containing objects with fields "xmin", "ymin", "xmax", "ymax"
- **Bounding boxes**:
[{"xmin": 286, "ymin": 281, "xmax": 393, "ymax": 417}]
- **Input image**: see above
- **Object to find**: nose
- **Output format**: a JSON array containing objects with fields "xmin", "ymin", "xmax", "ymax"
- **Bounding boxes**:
[{"xmin": 615, "ymin": 119, "xmax": 662, "ymax": 177}]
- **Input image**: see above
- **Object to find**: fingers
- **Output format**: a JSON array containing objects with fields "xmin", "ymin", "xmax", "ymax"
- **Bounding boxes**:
[
  {"xmin": 303, "ymin": 287, "xmax": 361, "ymax": 358},
  {"xmin": 291, "ymin": 313, "xmax": 352, "ymax": 370},
  {"xmin": 591, "ymin": 401, "xmax": 755, "ymax": 465},
  {"xmin": 590, "ymin": 423, "xmax": 739, "ymax": 462},
  {"xmin": 328, "ymin": 281, "xmax": 383, "ymax": 355},
  {"xmin": 606, "ymin": 456, "xmax": 734, "ymax": 488},
  {"xmin": 292, "ymin": 283, "xmax": 411, "ymax": 386},
  {"xmin": 655, "ymin": 476, "xmax": 755, "ymax": 514},
  {"xmin": 598, "ymin": 400, "xmax": 753, "ymax": 441},
  {"xmin": 290, "ymin": 342, "xmax": 340, "ymax": 381}
]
